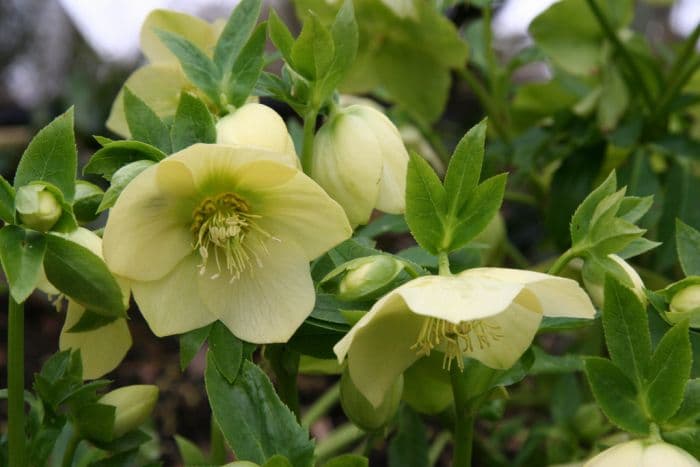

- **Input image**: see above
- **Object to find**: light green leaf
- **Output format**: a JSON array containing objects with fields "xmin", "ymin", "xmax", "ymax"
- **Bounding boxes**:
[
  {"xmin": 602, "ymin": 276, "xmax": 651, "ymax": 387},
  {"xmin": 175, "ymin": 434, "xmax": 208, "ymax": 465},
  {"xmin": 315, "ymin": 0, "xmax": 358, "ymax": 103},
  {"xmin": 324, "ymin": 455, "xmax": 368, "ymax": 467},
  {"xmin": 227, "ymin": 22, "xmax": 267, "ymax": 107},
  {"xmin": 209, "ymin": 321, "xmax": 244, "ymax": 384},
  {"xmin": 291, "ymin": 13, "xmax": 335, "ymax": 81},
  {"xmin": 645, "ymin": 321, "xmax": 692, "ymax": 422},
  {"xmin": 73, "ymin": 180, "xmax": 104, "ymax": 223},
  {"xmin": 443, "ymin": 120, "xmax": 487, "ymax": 216},
  {"xmin": 618, "ymin": 195, "xmax": 654, "ymax": 224},
  {"xmin": 43, "ymin": 234, "xmax": 125, "ymax": 318},
  {"xmin": 155, "ymin": 29, "xmax": 221, "ymax": 105},
  {"xmin": 0, "ymin": 175, "xmax": 15, "ymax": 223},
  {"xmin": 388, "ymin": 406, "xmax": 428, "ymax": 467},
  {"xmin": 584, "ymin": 357, "xmax": 649, "ymax": 434},
  {"xmin": 597, "ymin": 62, "xmax": 629, "ymax": 131},
  {"xmin": 213, "ymin": 0, "xmax": 262, "ymax": 73},
  {"xmin": 123, "ymin": 88, "xmax": 172, "ymax": 153},
  {"xmin": 205, "ymin": 356, "xmax": 314, "ymax": 467},
  {"xmin": 98, "ymin": 160, "xmax": 155, "ymax": 213},
  {"xmin": 14, "ymin": 108, "xmax": 77, "ymax": 202},
  {"xmin": 170, "ymin": 91, "xmax": 216, "ymax": 151},
  {"xmin": 265, "ymin": 455, "xmax": 294, "ymax": 467},
  {"xmin": 268, "ymin": 10, "xmax": 295, "ymax": 64},
  {"xmin": 405, "ymin": 151, "xmax": 446, "ymax": 255},
  {"xmin": 83, "ymin": 140, "xmax": 165, "ymax": 181},
  {"xmin": 179, "ymin": 324, "xmax": 212, "ymax": 371},
  {"xmin": 570, "ymin": 171, "xmax": 617, "ymax": 245},
  {"xmin": 676, "ymin": 219, "xmax": 700, "ymax": 276},
  {"xmin": 0, "ymin": 225, "xmax": 46, "ymax": 303}
]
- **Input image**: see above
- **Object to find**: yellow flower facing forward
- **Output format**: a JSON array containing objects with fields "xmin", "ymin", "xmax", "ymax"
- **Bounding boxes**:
[
  {"xmin": 334, "ymin": 268, "xmax": 596, "ymax": 407},
  {"xmin": 102, "ymin": 143, "xmax": 351, "ymax": 343},
  {"xmin": 106, "ymin": 10, "xmax": 222, "ymax": 137}
]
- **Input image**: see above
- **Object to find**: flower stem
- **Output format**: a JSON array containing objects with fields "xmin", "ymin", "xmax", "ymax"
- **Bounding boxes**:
[
  {"xmin": 61, "ymin": 431, "xmax": 80, "ymax": 467},
  {"xmin": 438, "ymin": 252, "xmax": 451, "ymax": 276},
  {"xmin": 8, "ymin": 296, "xmax": 25, "ymax": 467},
  {"xmin": 301, "ymin": 382, "xmax": 340, "ymax": 429},
  {"xmin": 428, "ymin": 431, "xmax": 452, "ymax": 466},
  {"xmin": 301, "ymin": 109, "xmax": 319, "ymax": 174},
  {"xmin": 450, "ymin": 367, "xmax": 476, "ymax": 467},
  {"xmin": 314, "ymin": 423, "xmax": 365, "ymax": 462},
  {"xmin": 547, "ymin": 248, "xmax": 578, "ymax": 276}
]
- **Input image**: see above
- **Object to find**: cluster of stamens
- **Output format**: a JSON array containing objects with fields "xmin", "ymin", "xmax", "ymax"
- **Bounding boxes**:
[
  {"xmin": 191, "ymin": 192, "xmax": 274, "ymax": 281},
  {"xmin": 411, "ymin": 318, "xmax": 504, "ymax": 371}
]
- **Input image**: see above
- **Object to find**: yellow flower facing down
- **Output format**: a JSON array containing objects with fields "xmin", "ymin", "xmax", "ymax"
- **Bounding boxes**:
[
  {"xmin": 334, "ymin": 268, "xmax": 596, "ymax": 407},
  {"xmin": 102, "ymin": 143, "xmax": 351, "ymax": 343},
  {"xmin": 583, "ymin": 440, "xmax": 699, "ymax": 467}
]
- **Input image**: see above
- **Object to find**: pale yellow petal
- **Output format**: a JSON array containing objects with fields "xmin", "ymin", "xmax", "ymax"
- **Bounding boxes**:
[
  {"xmin": 59, "ymin": 301, "xmax": 132, "ymax": 379},
  {"xmin": 463, "ymin": 268, "xmax": 596, "ymax": 319},
  {"xmin": 395, "ymin": 275, "xmax": 524, "ymax": 324},
  {"xmin": 103, "ymin": 163, "xmax": 195, "ymax": 281},
  {"xmin": 131, "ymin": 254, "xmax": 216, "ymax": 336},
  {"xmin": 140, "ymin": 9, "xmax": 218, "ymax": 64},
  {"xmin": 106, "ymin": 64, "xmax": 188, "ymax": 138},
  {"xmin": 584, "ymin": 441, "xmax": 644, "ymax": 467},
  {"xmin": 197, "ymin": 238, "xmax": 314, "ymax": 344}
]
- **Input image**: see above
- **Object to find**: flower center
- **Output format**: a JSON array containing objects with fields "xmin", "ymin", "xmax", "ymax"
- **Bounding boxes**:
[
  {"xmin": 191, "ymin": 192, "xmax": 273, "ymax": 280},
  {"xmin": 410, "ymin": 318, "xmax": 504, "ymax": 371}
]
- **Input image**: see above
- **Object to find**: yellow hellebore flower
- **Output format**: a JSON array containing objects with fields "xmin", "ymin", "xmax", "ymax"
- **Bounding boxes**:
[
  {"xmin": 312, "ymin": 104, "xmax": 409, "ymax": 226},
  {"xmin": 106, "ymin": 10, "xmax": 222, "ymax": 137},
  {"xmin": 38, "ymin": 228, "xmax": 132, "ymax": 380},
  {"xmin": 334, "ymin": 268, "xmax": 596, "ymax": 407},
  {"xmin": 583, "ymin": 440, "xmax": 699, "ymax": 466},
  {"xmin": 102, "ymin": 143, "xmax": 351, "ymax": 343}
]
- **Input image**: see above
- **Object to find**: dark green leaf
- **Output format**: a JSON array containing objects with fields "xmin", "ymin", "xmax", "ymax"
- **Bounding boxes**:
[
  {"xmin": 75, "ymin": 403, "xmax": 116, "ymax": 443},
  {"xmin": 84, "ymin": 140, "xmax": 165, "ymax": 181},
  {"xmin": 170, "ymin": 91, "xmax": 216, "ymax": 151},
  {"xmin": 443, "ymin": 120, "xmax": 487, "ymax": 215},
  {"xmin": 325, "ymin": 454, "xmax": 368, "ymax": 467},
  {"xmin": 0, "ymin": 175, "xmax": 15, "ymax": 223},
  {"xmin": 265, "ymin": 455, "xmax": 294, "ymax": 467},
  {"xmin": 663, "ymin": 427, "xmax": 700, "ymax": 459},
  {"xmin": 14, "ymin": 108, "xmax": 77, "ymax": 202},
  {"xmin": 92, "ymin": 429, "xmax": 151, "ymax": 453},
  {"xmin": 154, "ymin": 29, "xmax": 221, "ymax": 105},
  {"xmin": 676, "ymin": 219, "xmax": 700, "ymax": 276},
  {"xmin": 123, "ymin": 88, "xmax": 172, "ymax": 153},
  {"xmin": 530, "ymin": 347, "xmax": 584, "ymax": 375},
  {"xmin": 213, "ymin": 0, "xmax": 262, "ymax": 73},
  {"xmin": 98, "ymin": 160, "xmax": 155, "ymax": 212},
  {"xmin": 227, "ymin": 22, "xmax": 267, "ymax": 107},
  {"xmin": 268, "ymin": 11, "xmax": 294, "ymax": 64},
  {"xmin": 291, "ymin": 13, "xmax": 334, "ymax": 80},
  {"xmin": 388, "ymin": 406, "xmax": 428, "ymax": 467},
  {"xmin": 315, "ymin": 0, "xmax": 358, "ymax": 102},
  {"xmin": 669, "ymin": 379, "xmax": 700, "ymax": 425},
  {"xmin": 405, "ymin": 151, "xmax": 446, "ymax": 254},
  {"xmin": 205, "ymin": 356, "xmax": 314, "ymax": 467},
  {"xmin": 73, "ymin": 181, "xmax": 104, "ymax": 223},
  {"xmin": 179, "ymin": 324, "xmax": 212, "ymax": 371},
  {"xmin": 0, "ymin": 225, "xmax": 46, "ymax": 303},
  {"xmin": 66, "ymin": 309, "xmax": 118, "ymax": 333},
  {"xmin": 584, "ymin": 357, "xmax": 649, "ymax": 434},
  {"xmin": 209, "ymin": 321, "xmax": 244, "ymax": 384},
  {"xmin": 646, "ymin": 321, "xmax": 692, "ymax": 422},
  {"xmin": 43, "ymin": 234, "xmax": 125, "ymax": 317},
  {"xmin": 602, "ymin": 276, "xmax": 651, "ymax": 386},
  {"xmin": 570, "ymin": 171, "xmax": 617, "ymax": 246}
]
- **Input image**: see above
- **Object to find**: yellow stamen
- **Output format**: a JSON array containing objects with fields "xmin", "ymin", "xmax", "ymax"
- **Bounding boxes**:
[
  {"xmin": 191, "ymin": 192, "xmax": 274, "ymax": 280},
  {"xmin": 410, "ymin": 318, "xmax": 504, "ymax": 371}
]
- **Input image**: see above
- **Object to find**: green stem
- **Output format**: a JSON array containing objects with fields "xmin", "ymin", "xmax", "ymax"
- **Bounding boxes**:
[
  {"xmin": 546, "ymin": 248, "xmax": 578, "ymax": 276},
  {"xmin": 301, "ymin": 382, "xmax": 340, "ymax": 429},
  {"xmin": 301, "ymin": 109, "xmax": 319, "ymax": 174},
  {"xmin": 61, "ymin": 431, "xmax": 80, "ymax": 467},
  {"xmin": 450, "ymin": 368, "xmax": 475, "ymax": 467},
  {"xmin": 209, "ymin": 417, "xmax": 227, "ymax": 464},
  {"xmin": 8, "ymin": 297, "xmax": 25, "ymax": 467},
  {"xmin": 438, "ymin": 252, "xmax": 451, "ymax": 276},
  {"xmin": 456, "ymin": 68, "xmax": 511, "ymax": 142},
  {"xmin": 314, "ymin": 423, "xmax": 365, "ymax": 462},
  {"xmin": 428, "ymin": 431, "xmax": 452, "ymax": 466},
  {"xmin": 584, "ymin": 0, "xmax": 654, "ymax": 112}
]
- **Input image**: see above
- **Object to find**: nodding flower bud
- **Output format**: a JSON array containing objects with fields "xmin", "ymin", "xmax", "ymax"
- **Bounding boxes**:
[
  {"xmin": 15, "ymin": 184, "xmax": 62, "ymax": 232},
  {"xmin": 216, "ymin": 103, "xmax": 298, "ymax": 166},
  {"xmin": 582, "ymin": 254, "xmax": 645, "ymax": 308},
  {"xmin": 312, "ymin": 104, "xmax": 409, "ymax": 226},
  {"xmin": 337, "ymin": 255, "xmax": 405, "ymax": 302},
  {"xmin": 583, "ymin": 440, "xmax": 699, "ymax": 467},
  {"xmin": 340, "ymin": 366, "xmax": 402, "ymax": 432},
  {"xmin": 98, "ymin": 385, "xmax": 159, "ymax": 438},
  {"xmin": 670, "ymin": 284, "xmax": 700, "ymax": 315}
]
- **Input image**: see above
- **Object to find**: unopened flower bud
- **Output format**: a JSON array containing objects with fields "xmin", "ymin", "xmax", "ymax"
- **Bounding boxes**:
[
  {"xmin": 216, "ymin": 103, "xmax": 298, "ymax": 166},
  {"xmin": 584, "ymin": 440, "xmax": 699, "ymax": 467},
  {"xmin": 338, "ymin": 255, "xmax": 404, "ymax": 302},
  {"xmin": 312, "ymin": 105, "xmax": 409, "ymax": 225},
  {"xmin": 15, "ymin": 184, "xmax": 62, "ymax": 231},
  {"xmin": 670, "ymin": 284, "xmax": 700, "ymax": 314},
  {"xmin": 340, "ymin": 366, "xmax": 402, "ymax": 431},
  {"xmin": 582, "ymin": 254, "xmax": 645, "ymax": 308},
  {"xmin": 99, "ymin": 385, "xmax": 159, "ymax": 438}
]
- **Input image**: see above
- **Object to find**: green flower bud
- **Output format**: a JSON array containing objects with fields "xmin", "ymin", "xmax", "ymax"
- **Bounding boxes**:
[
  {"xmin": 582, "ymin": 254, "xmax": 645, "ymax": 308},
  {"xmin": 337, "ymin": 255, "xmax": 405, "ymax": 301},
  {"xmin": 99, "ymin": 385, "xmax": 159, "ymax": 438},
  {"xmin": 312, "ymin": 104, "xmax": 409, "ymax": 226},
  {"xmin": 670, "ymin": 284, "xmax": 700, "ymax": 314},
  {"xmin": 583, "ymin": 440, "xmax": 699, "ymax": 467},
  {"xmin": 15, "ymin": 184, "xmax": 62, "ymax": 231},
  {"xmin": 340, "ymin": 366, "xmax": 402, "ymax": 432}
]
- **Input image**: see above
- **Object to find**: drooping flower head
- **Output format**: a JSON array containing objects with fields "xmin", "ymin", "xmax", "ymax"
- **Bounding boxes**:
[
  {"xmin": 334, "ymin": 268, "xmax": 596, "ymax": 407},
  {"xmin": 102, "ymin": 143, "xmax": 351, "ymax": 343},
  {"xmin": 583, "ymin": 440, "xmax": 699, "ymax": 467}
]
